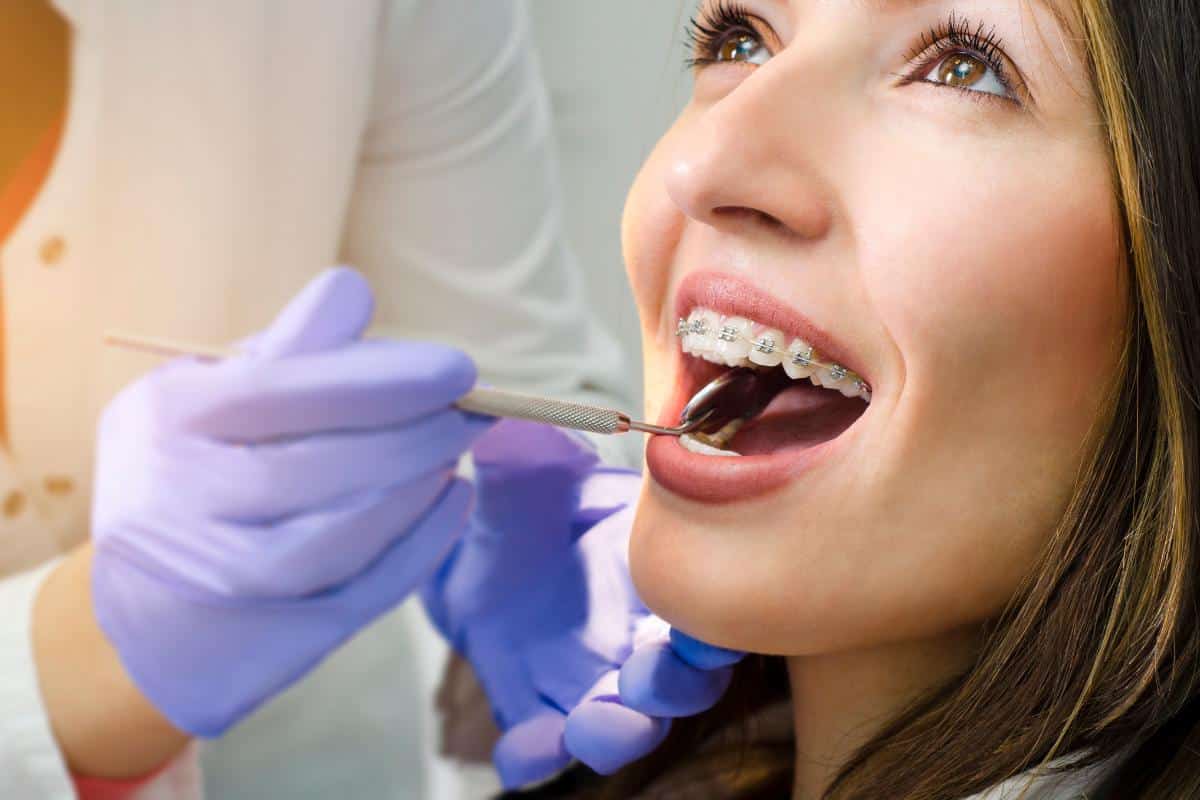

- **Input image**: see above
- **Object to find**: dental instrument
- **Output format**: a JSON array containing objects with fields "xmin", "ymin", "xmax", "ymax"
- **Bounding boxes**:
[{"xmin": 103, "ymin": 331, "xmax": 755, "ymax": 439}]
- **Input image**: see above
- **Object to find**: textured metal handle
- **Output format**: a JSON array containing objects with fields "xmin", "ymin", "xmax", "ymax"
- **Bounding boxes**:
[
  {"xmin": 455, "ymin": 388, "xmax": 629, "ymax": 435},
  {"xmin": 100, "ymin": 331, "xmax": 640, "ymax": 437}
]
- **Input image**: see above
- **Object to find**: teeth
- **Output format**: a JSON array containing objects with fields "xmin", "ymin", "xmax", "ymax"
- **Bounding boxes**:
[
  {"xmin": 680, "ymin": 434, "xmax": 742, "ymax": 457},
  {"xmin": 683, "ymin": 309, "xmax": 722, "ymax": 358},
  {"xmin": 701, "ymin": 417, "xmax": 746, "ymax": 450},
  {"xmin": 748, "ymin": 327, "xmax": 785, "ymax": 368},
  {"xmin": 782, "ymin": 339, "xmax": 815, "ymax": 381},
  {"xmin": 677, "ymin": 308, "xmax": 872, "ymax": 403},
  {"xmin": 814, "ymin": 364, "xmax": 845, "ymax": 388},
  {"xmin": 713, "ymin": 317, "xmax": 753, "ymax": 366}
]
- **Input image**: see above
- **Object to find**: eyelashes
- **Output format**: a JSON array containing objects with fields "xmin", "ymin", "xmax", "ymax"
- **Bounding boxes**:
[
  {"xmin": 905, "ymin": 12, "xmax": 1007, "ymax": 69},
  {"xmin": 898, "ymin": 12, "xmax": 1022, "ymax": 104},
  {"xmin": 683, "ymin": 4, "xmax": 1027, "ymax": 106},
  {"xmin": 683, "ymin": 1, "xmax": 759, "ymax": 70}
]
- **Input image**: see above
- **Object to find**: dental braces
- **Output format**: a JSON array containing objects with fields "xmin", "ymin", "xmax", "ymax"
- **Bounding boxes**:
[{"xmin": 676, "ymin": 316, "xmax": 872, "ymax": 399}]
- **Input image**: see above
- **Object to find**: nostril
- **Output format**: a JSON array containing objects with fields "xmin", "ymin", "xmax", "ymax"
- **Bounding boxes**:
[{"xmin": 712, "ymin": 206, "xmax": 786, "ymax": 232}]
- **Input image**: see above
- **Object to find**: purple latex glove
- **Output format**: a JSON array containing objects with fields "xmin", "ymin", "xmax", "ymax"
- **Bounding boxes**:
[
  {"xmin": 421, "ymin": 420, "xmax": 744, "ymax": 788},
  {"xmin": 91, "ymin": 267, "xmax": 491, "ymax": 737},
  {"xmin": 562, "ymin": 627, "xmax": 744, "ymax": 776}
]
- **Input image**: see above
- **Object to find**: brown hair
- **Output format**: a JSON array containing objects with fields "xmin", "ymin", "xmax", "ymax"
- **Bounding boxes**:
[{"xmin": 509, "ymin": 0, "xmax": 1200, "ymax": 796}]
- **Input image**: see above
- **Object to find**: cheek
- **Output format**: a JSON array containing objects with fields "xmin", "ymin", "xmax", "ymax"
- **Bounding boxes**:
[
  {"xmin": 622, "ymin": 139, "xmax": 685, "ymax": 338},
  {"xmin": 846, "ymin": 134, "xmax": 1126, "ymax": 622},
  {"xmin": 859, "ymin": 133, "xmax": 1125, "ymax": 396},
  {"xmin": 622, "ymin": 124, "xmax": 693, "ymax": 418}
]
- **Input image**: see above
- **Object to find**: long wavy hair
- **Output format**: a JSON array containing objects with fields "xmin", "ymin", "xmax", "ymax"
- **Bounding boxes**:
[{"xmin": 511, "ymin": 1, "xmax": 1200, "ymax": 797}]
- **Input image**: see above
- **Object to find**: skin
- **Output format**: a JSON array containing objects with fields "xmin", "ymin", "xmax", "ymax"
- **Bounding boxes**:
[
  {"xmin": 34, "ymin": 546, "xmax": 190, "ymax": 778},
  {"xmin": 623, "ymin": 1, "xmax": 1125, "ymax": 796}
]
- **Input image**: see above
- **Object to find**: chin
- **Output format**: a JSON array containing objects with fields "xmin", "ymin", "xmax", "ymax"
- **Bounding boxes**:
[
  {"xmin": 629, "ymin": 487, "xmax": 844, "ymax": 655},
  {"xmin": 629, "ymin": 476, "xmax": 1025, "ymax": 657}
]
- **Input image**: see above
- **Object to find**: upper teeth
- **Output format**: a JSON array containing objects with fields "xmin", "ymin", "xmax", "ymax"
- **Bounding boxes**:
[{"xmin": 677, "ymin": 308, "xmax": 872, "ymax": 403}]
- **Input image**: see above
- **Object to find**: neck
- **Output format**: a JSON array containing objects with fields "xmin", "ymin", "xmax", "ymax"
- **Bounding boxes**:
[{"xmin": 787, "ymin": 626, "xmax": 981, "ymax": 800}]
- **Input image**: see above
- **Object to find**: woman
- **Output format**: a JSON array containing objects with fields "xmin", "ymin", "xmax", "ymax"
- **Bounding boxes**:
[{"xmin": 495, "ymin": 0, "xmax": 1200, "ymax": 796}]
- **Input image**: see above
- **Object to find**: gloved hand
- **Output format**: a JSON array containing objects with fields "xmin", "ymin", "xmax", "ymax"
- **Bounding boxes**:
[
  {"xmin": 91, "ymin": 267, "xmax": 491, "ymax": 737},
  {"xmin": 562, "ymin": 626, "xmax": 744, "ymax": 777},
  {"xmin": 422, "ymin": 420, "xmax": 744, "ymax": 788}
]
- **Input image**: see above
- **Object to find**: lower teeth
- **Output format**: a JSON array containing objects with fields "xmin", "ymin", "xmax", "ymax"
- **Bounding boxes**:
[
  {"xmin": 675, "ymin": 369, "xmax": 784, "ymax": 458},
  {"xmin": 680, "ymin": 434, "xmax": 741, "ymax": 457}
]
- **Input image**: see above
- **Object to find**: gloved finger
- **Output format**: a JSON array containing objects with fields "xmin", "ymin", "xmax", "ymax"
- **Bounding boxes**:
[
  {"xmin": 462, "ymin": 627, "xmax": 548, "ymax": 729},
  {"xmin": 251, "ymin": 267, "xmax": 375, "ymax": 359},
  {"xmin": 632, "ymin": 613, "xmax": 671, "ymax": 650},
  {"xmin": 419, "ymin": 545, "xmax": 460, "ymax": 644},
  {"xmin": 165, "ymin": 410, "xmax": 487, "ymax": 521},
  {"xmin": 474, "ymin": 420, "xmax": 599, "ymax": 484},
  {"xmin": 493, "ymin": 709, "xmax": 572, "ymax": 790},
  {"xmin": 159, "ymin": 471, "xmax": 456, "ymax": 598},
  {"xmin": 572, "ymin": 468, "xmax": 642, "ymax": 535},
  {"xmin": 340, "ymin": 478, "xmax": 474, "ymax": 618},
  {"xmin": 471, "ymin": 419, "xmax": 600, "ymax": 548},
  {"xmin": 523, "ymin": 632, "xmax": 614, "ymax": 713},
  {"xmin": 518, "ymin": 511, "xmax": 646, "ymax": 710},
  {"xmin": 158, "ymin": 339, "xmax": 478, "ymax": 442},
  {"xmin": 564, "ymin": 671, "xmax": 671, "ymax": 776},
  {"xmin": 617, "ymin": 639, "xmax": 734, "ymax": 718},
  {"xmin": 670, "ymin": 628, "xmax": 746, "ymax": 670}
]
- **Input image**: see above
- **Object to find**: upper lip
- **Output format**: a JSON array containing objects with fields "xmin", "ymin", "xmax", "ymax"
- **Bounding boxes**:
[{"xmin": 673, "ymin": 270, "xmax": 871, "ymax": 384}]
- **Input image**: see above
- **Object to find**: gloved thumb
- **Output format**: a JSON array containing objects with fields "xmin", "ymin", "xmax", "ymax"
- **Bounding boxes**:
[
  {"xmin": 617, "ymin": 638, "xmax": 736, "ymax": 718},
  {"xmin": 563, "ymin": 671, "xmax": 671, "ymax": 776},
  {"xmin": 471, "ymin": 420, "xmax": 600, "ymax": 542},
  {"xmin": 251, "ymin": 267, "xmax": 375, "ymax": 359},
  {"xmin": 493, "ymin": 711, "xmax": 572, "ymax": 789}
]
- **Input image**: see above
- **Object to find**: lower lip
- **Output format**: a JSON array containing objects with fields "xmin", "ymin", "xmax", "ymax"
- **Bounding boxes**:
[{"xmin": 644, "ymin": 378, "xmax": 845, "ymax": 505}]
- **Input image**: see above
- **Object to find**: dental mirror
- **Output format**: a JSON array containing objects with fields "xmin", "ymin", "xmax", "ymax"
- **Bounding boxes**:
[{"xmin": 675, "ymin": 367, "xmax": 788, "ymax": 435}]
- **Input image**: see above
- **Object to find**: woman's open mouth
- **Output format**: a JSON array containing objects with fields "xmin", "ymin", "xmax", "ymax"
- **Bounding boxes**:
[{"xmin": 645, "ymin": 272, "xmax": 872, "ymax": 504}]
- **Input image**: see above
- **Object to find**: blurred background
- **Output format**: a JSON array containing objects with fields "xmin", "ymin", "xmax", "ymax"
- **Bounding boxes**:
[{"xmin": 527, "ymin": 0, "xmax": 692, "ymax": 415}]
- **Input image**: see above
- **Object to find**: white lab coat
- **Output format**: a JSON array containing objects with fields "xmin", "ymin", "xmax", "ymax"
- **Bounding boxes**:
[
  {"xmin": 966, "ymin": 752, "xmax": 1125, "ymax": 800},
  {"xmin": 0, "ymin": 1, "xmax": 632, "ymax": 797}
]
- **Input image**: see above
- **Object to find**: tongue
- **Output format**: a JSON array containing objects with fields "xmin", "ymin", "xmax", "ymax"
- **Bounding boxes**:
[{"xmin": 727, "ymin": 381, "xmax": 866, "ymax": 456}]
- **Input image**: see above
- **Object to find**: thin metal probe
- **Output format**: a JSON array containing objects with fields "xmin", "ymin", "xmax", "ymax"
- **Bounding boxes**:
[{"xmin": 102, "ymin": 331, "xmax": 715, "ymax": 438}]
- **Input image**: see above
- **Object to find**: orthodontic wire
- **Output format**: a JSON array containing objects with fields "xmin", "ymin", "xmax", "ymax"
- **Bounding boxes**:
[{"xmin": 675, "ymin": 316, "xmax": 873, "ymax": 399}]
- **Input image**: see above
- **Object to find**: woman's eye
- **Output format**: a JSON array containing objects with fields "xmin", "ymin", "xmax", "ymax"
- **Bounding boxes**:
[
  {"xmin": 716, "ymin": 33, "xmax": 770, "ymax": 65},
  {"xmin": 923, "ymin": 52, "xmax": 1012, "ymax": 99}
]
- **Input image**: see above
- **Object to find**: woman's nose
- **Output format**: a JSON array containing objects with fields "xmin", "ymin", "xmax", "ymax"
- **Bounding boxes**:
[{"xmin": 664, "ymin": 77, "xmax": 835, "ymax": 242}]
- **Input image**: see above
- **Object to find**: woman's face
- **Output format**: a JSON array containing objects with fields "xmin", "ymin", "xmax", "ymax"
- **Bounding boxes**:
[{"xmin": 625, "ymin": 0, "xmax": 1125, "ymax": 654}]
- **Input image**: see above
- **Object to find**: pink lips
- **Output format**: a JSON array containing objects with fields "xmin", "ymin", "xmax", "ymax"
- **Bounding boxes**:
[{"xmin": 645, "ymin": 271, "xmax": 868, "ymax": 505}]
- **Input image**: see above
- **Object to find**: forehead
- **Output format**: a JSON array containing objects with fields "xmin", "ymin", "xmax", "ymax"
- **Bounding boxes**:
[
  {"xmin": 766, "ymin": 0, "xmax": 1080, "ymax": 35},
  {"xmin": 859, "ymin": 0, "xmax": 1084, "ymax": 30}
]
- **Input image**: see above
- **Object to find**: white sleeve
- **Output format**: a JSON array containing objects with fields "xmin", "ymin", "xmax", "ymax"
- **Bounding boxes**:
[
  {"xmin": 0, "ymin": 559, "xmax": 203, "ymax": 800},
  {"xmin": 0, "ymin": 560, "xmax": 74, "ymax": 799},
  {"xmin": 125, "ymin": 743, "xmax": 203, "ymax": 800},
  {"xmin": 340, "ymin": 0, "xmax": 638, "ymax": 469}
]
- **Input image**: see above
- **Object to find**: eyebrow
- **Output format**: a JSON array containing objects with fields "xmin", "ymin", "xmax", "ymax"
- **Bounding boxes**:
[
  {"xmin": 847, "ymin": 0, "xmax": 1077, "ymax": 34},
  {"xmin": 1020, "ymin": 0, "xmax": 1078, "ymax": 39},
  {"xmin": 754, "ymin": 0, "xmax": 1082, "ymax": 60}
]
